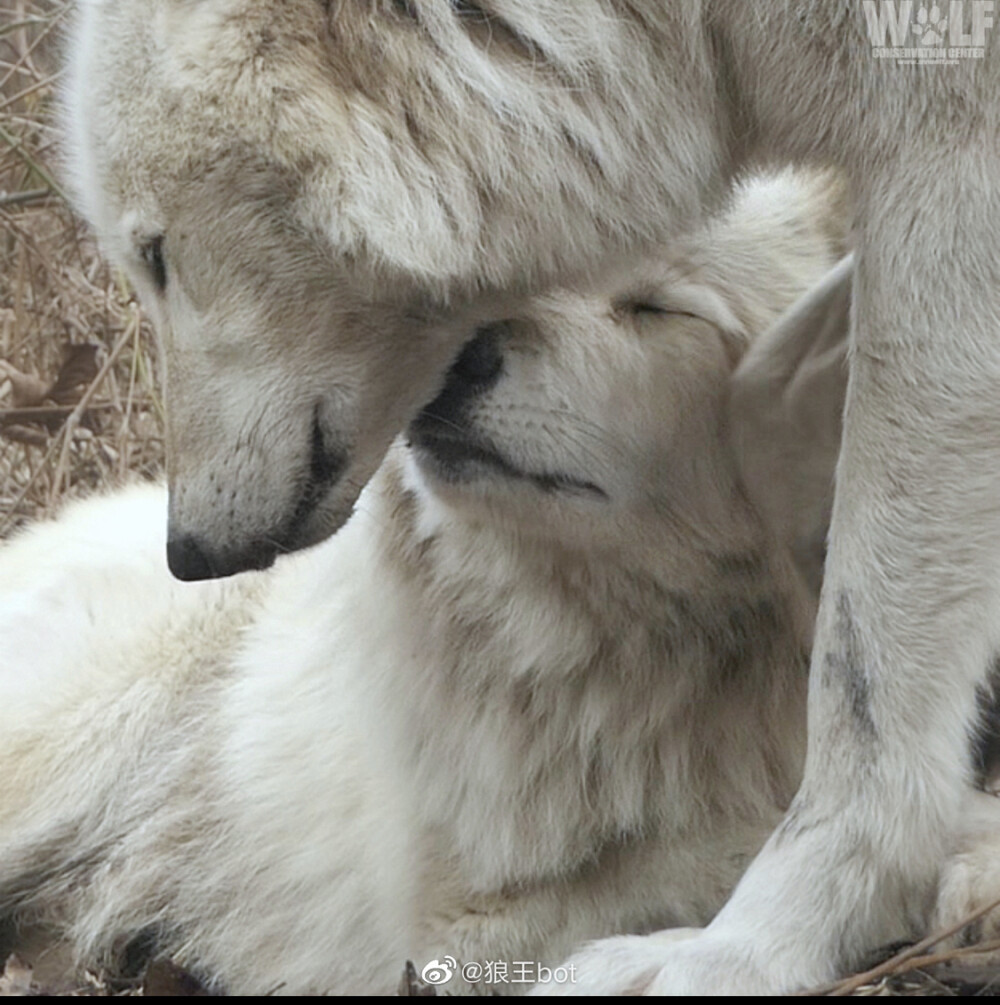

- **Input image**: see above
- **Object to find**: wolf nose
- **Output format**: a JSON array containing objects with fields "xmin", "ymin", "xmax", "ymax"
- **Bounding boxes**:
[
  {"xmin": 409, "ymin": 322, "xmax": 509, "ymax": 438},
  {"xmin": 450, "ymin": 323, "xmax": 506, "ymax": 387},
  {"xmin": 167, "ymin": 532, "xmax": 278, "ymax": 581},
  {"xmin": 166, "ymin": 534, "xmax": 217, "ymax": 581}
]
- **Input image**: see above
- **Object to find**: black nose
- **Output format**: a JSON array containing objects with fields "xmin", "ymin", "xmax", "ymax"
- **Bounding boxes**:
[
  {"xmin": 408, "ymin": 322, "xmax": 509, "ymax": 438},
  {"xmin": 166, "ymin": 534, "xmax": 217, "ymax": 581},
  {"xmin": 166, "ymin": 534, "xmax": 277, "ymax": 581},
  {"xmin": 449, "ymin": 323, "xmax": 506, "ymax": 388}
]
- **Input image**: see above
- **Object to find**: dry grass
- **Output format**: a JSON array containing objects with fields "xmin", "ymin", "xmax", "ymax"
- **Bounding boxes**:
[{"xmin": 0, "ymin": 0, "xmax": 163, "ymax": 540}]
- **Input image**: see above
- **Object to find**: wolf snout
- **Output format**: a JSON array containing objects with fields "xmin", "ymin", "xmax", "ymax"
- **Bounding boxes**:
[
  {"xmin": 166, "ymin": 405, "xmax": 350, "ymax": 582},
  {"xmin": 413, "ymin": 322, "xmax": 508, "ymax": 433}
]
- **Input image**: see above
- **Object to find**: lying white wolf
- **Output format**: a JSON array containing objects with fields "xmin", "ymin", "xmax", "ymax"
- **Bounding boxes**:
[{"xmin": 0, "ymin": 174, "xmax": 846, "ymax": 994}]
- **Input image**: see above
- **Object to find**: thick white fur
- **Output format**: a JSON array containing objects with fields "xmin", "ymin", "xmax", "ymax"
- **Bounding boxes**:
[
  {"xmin": 63, "ymin": 0, "xmax": 1000, "ymax": 993},
  {"xmin": 0, "ymin": 175, "xmax": 844, "ymax": 994}
]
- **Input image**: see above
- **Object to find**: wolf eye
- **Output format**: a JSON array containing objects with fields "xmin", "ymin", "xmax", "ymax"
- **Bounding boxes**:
[
  {"xmin": 139, "ymin": 235, "xmax": 167, "ymax": 292},
  {"xmin": 450, "ymin": 0, "xmax": 489, "ymax": 19},
  {"xmin": 619, "ymin": 300, "xmax": 700, "ymax": 322}
]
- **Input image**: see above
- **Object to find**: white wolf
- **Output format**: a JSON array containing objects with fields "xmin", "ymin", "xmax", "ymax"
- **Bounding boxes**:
[
  {"xmin": 64, "ymin": 0, "xmax": 1000, "ymax": 993},
  {"xmin": 0, "ymin": 175, "xmax": 846, "ymax": 994}
]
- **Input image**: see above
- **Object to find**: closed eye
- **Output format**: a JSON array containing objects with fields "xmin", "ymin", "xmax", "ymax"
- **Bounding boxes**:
[
  {"xmin": 618, "ymin": 300, "xmax": 701, "ymax": 321},
  {"xmin": 139, "ymin": 235, "xmax": 167, "ymax": 292}
]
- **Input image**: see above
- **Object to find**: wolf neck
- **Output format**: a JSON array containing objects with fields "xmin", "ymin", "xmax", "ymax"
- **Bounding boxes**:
[{"xmin": 363, "ymin": 453, "xmax": 811, "ymax": 891}]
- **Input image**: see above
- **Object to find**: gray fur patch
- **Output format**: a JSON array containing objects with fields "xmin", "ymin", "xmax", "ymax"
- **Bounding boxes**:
[
  {"xmin": 711, "ymin": 551, "xmax": 767, "ymax": 581},
  {"xmin": 823, "ymin": 590, "xmax": 876, "ymax": 740},
  {"xmin": 972, "ymin": 658, "xmax": 1000, "ymax": 789}
]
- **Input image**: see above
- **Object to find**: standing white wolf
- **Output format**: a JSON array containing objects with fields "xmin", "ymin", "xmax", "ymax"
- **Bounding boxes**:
[
  {"xmin": 0, "ymin": 175, "xmax": 846, "ymax": 994},
  {"xmin": 64, "ymin": 0, "xmax": 1000, "ymax": 994}
]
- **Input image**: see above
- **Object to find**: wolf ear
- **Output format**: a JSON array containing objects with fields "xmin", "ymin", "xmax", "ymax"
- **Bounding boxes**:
[{"xmin": 727, "ymin": 255, "xmax": 853, "ymax": 595}]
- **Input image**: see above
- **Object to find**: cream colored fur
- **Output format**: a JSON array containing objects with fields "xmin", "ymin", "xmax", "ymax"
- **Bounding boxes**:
[
  {"xmin": 0, "ymin": 174, "xmax": 844, "ymax": 994},
  {"xmin": 63, "ymin": 0, "xmax": 1000, "ymax": 993}
]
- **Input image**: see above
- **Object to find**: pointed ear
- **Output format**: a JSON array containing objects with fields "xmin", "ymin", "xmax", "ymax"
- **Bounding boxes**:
[{"xmin": 727, "ymin": 255, "xmax": 853, "ymax": 594}]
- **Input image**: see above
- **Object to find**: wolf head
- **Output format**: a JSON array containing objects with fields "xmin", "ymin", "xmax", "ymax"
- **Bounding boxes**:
[
  {"xmin": 406, "ymin": 175, "xmax": 850, "ymax": 574},
  {"xmin": 65, "ymin": 0, "xmax": 739, "ymax": 578}
]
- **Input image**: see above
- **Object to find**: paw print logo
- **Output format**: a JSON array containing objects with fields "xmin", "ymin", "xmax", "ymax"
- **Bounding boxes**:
[{"xmin": 912, "ymin": 4, "xmax": 948, "ymax": 46}]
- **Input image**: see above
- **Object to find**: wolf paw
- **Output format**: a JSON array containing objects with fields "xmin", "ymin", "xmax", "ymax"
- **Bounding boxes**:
[
  {"xmin": 529, "ymin": 928, "xmax": 809, "ymax": 996},
  {"xmin": 933, "ymin": 840, "xmax": 1000, "ymax": 949},
  {"xmin": 930, "ymin": 792, "xmax": 1000, "ymax": 950}
]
